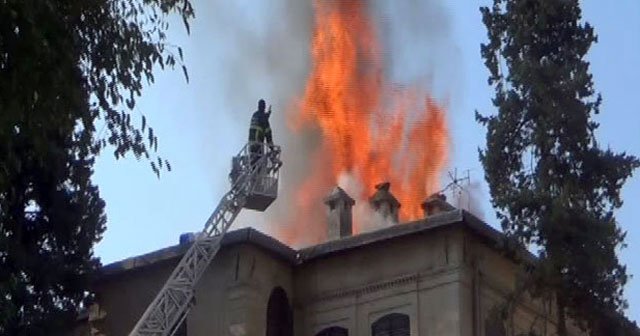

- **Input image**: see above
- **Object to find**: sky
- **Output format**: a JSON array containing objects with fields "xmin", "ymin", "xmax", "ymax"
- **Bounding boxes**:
[{"xmin": 93, "ymin": 0, "xmax": 640, "ymax": 322}]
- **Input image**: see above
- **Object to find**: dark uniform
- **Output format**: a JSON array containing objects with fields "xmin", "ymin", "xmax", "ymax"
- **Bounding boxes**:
[{"xmin": 248, "ymin": 99, "xmax": 273, "ymax": 166}]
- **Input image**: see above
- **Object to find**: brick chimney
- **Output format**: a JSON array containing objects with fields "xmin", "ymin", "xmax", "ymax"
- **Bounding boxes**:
[
  {"xmin": 421, "ymin": 193, "xmax": 455, "ymax": 217},
  {"xmin": 369, "ymin": 182, "xmax": 401, "ymax": 223},
  {"xmin": 324, "ymin": 186, "xmax": 355, "ymax": 240}
]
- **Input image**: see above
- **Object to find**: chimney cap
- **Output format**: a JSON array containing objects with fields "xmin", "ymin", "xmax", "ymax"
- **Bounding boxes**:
[
  {"xmin": 375, "ymin": 182, "xmax": 391, "ymax": 191},
  {"xmin": 324, "ymin": 186, "xmax": 355, "ymax": 206},
  {"xmin": 369, "ymin": 181, "xmax": 400, "ymax": 207},
  {"xmin": 421, "ymin": 193, "xmax": 455, "ymax": 214}
]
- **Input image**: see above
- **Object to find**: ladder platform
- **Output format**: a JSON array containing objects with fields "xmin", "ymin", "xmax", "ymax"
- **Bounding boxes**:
[
  {"xmin": 245, "ymin": 174, "xmax": 278, "ymax": 211},
  {"xmin": 230, "ymin": 146, "xmax": 280, "ymax": 211}
]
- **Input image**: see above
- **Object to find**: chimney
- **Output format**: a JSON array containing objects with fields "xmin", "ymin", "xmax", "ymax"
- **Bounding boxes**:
[
  {"xmin": 369, "ymin": 182, "xmax": 401, "ymax": 223},
  {"xmin": 421, "ymin": 193, "xmax": 455, "ymax": 217},
  {"xmin": 324, "ymin": 186, "xmax": 355, "ymax": 240}
]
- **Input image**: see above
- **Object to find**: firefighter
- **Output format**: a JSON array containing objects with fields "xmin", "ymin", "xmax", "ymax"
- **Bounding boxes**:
[{"xmin": 248, "ymin": 99, "xmax": 273, "ymax": 166}]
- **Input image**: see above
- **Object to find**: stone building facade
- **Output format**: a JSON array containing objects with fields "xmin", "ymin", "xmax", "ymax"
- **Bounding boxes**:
[{"xmin": 73, "ymin": 195, "xmax": 589, "ymax": 336}]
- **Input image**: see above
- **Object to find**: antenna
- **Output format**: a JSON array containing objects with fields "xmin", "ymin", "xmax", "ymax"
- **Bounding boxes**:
[{"xmin": 437, "ymin": 168, "xmax": 471, "ymax": 211}]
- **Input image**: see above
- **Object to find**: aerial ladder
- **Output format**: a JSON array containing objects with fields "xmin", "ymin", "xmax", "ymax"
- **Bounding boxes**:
[{"xmin": 128, "ymin": 141, "xmax": 282, "ymax": 336}]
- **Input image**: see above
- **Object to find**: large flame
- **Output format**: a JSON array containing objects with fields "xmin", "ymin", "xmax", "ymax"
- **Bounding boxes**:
[{"xmin": 282, "ymin": 0, "xmax": 448, "ymax": 241}]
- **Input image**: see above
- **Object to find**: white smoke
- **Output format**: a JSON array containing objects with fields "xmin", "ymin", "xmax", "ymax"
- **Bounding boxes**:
[
  {"xmin": 338, "ymin": 173, "xmax": 395, "ymax": 234},
  {"xmin": 447, "ymin": 179, "xmax": 486, "ymax": 221}
]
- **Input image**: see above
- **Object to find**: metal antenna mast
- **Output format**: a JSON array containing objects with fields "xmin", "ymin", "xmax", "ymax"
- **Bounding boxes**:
[{"xmin": 437, "ymin": 168, "xmax": 471, "ymax": 211}]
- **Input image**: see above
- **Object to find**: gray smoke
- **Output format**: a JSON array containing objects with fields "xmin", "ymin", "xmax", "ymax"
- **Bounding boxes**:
[
  {"xmin": 190, "ymin": 0, "xmax": 462, "ymax": 246},
  {"xmin": 372, "ymin": 1, "xmax": 477, "ymax": 221},
  {"xmin": 371, "ymin": 0, "xmax": 461, "ymax": 101},
  {"xmin": 190, "ymin": 0, "xmax": 327, "ymax": 243},
  {"xmin": 449, "ymin": 180, "xmax": 486, "ymax": 221}
]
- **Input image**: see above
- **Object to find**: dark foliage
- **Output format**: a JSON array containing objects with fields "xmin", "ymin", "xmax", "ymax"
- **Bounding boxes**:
[
  {"xmin": 477, "ymin": 0, "xmax": 639, "ymax": 334},
  {"xmin": 0, "ymin": 0, "xmax": 193, "ymax": 334}
]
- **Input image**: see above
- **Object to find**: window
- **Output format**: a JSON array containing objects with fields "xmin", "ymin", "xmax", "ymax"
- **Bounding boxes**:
[
  {"xmin": 266, "ymin": 287, "xmax": 293, "ymax": 336},
  {"xmin": 371, "ymin": 313, "xmax": 409, "ymax": 336},
  {"xmin": 316, "ymin": 326, "xmax": 348, "ymax": 336}
]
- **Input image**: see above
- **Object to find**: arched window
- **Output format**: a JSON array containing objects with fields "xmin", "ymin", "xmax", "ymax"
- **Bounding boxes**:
[
  {"xmin": 316, "ymin": 326, "xmax": 348, "ymax": 336},
  {"xmin": 371, "ymin": 313, "xmax": 409, "ymax": 336},
  {"xmin": 266, "ymin": 287, "xmax": 293, "ymax": 336}
]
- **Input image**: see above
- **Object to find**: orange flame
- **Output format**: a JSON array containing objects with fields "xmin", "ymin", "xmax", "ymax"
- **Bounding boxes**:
[{"xmin": 284, "ymin": 0, "xmax": 448, "ymax": 241}]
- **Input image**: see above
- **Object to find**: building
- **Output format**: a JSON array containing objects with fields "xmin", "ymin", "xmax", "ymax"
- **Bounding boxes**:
[{"xmin": 73, "ymin": 189, "xmax": 614, "ymax": 336}]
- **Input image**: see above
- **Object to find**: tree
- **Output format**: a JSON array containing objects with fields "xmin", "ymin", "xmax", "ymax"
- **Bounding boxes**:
[
  {"xmin": 0, "ymin": 1, "xmax": 193, "ymax": 334},
  {"xmin": 476, "ymin": 0, "xmax": 639, "ymax": 334}
]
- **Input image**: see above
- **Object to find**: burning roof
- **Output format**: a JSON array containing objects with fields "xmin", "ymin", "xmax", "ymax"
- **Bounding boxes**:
[{"xmin": 280, "ymin": 0, "xmax": 449, "ymax": 245}]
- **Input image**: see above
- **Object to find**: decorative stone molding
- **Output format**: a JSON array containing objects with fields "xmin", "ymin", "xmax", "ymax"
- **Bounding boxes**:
[{"xmin": 305, "ymin": 265, "xmax": 463, "ymax": 304}]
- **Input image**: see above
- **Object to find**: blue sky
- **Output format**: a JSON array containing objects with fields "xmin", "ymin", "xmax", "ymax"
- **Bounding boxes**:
[{"xmin": 93, "ymin": 0, "xmax": 640, "ymax": 321}]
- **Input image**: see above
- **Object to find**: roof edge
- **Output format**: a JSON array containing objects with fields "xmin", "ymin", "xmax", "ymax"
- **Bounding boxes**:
[
  {"xmin": 297, "ymin": 209, "xmax": 465, "ymax": 261},
  {"xmin": 98, "ymin": 227, "xmax": 296, "ymax": 278}
]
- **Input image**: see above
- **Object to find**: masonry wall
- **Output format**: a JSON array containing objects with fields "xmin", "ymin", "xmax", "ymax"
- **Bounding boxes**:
[
  {"xmin": 189, "ymin": 243, "xmax": 294, "ymax": 336},
  {"xmin": 76, "ymin": 218, "xmax": 595, "ymax": 336},
  {"xmin": 88, "ymin": 256, "xmax": 179, "ymax": 336},
  {"xmin": 84, "ymin": 243, "xmax": 294, "ymax": 336},
  {"xmin": 294, "ymin": 226, "xmax": 468, "ymax": 336},
  {"xmin": 457, "ymin": 228, "xmax": 587, "ymax": 336}
]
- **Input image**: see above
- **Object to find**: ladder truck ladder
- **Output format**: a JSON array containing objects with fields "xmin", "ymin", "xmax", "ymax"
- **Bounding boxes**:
[{"xmin": 128, "ymin": 142, "xmax": 282, "ymax": 336}]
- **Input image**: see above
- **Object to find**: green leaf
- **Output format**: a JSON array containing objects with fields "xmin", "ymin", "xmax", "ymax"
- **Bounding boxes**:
[
  {"xmin": 182, "ymin": 65, "xmax": 189, "ymax": 84},
  {"xmin": 183, "ymin": 16, "xmax": 191, "ymax": 35}
]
